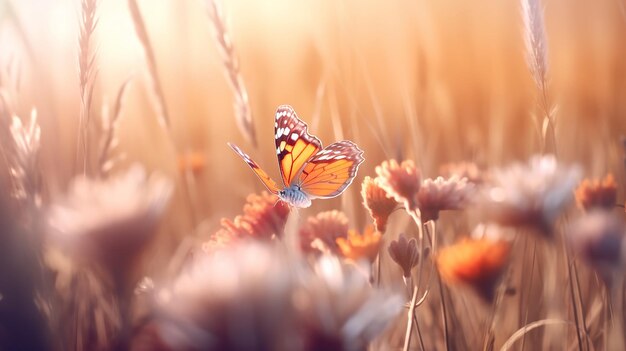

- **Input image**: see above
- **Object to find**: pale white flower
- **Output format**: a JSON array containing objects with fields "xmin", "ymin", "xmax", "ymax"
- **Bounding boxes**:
[
  {"xmin": 48, "ymin": 165, "xmax": 172, "ymax": 264},
  {"xmin": 294, "ymin": 255, "xmax": 403, "ymax": 351},
  {"xmin": 375, "ymin": 159, "xmax": 421, "ymax": 210},
  {"xmin": 155, "ymin": 243, "xmax": 402, "ymax": 351},
  {"xmin": 417, "ymin": 175, "xmax": 474, "ymax": 221},
  {"xmin": 156, "ymin": 243, "xmax": 300, "ymax": 351},
  {"xmin": 568, "ymin": 211, "xmax": 625, "ymax": 284},
  {"xmin": 482, "ymin": 155, "xmax": 581, "ymax": 234}
]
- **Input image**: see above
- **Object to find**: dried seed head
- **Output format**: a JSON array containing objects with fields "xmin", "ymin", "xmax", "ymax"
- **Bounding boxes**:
[
  {"xmin": 375, "ymin": 159, "xmax": 421, "ymax": 211},
  {"xmin": 361, "ymin": 176, "xmax": 398, "ymax": 233},
  {"xmin": 388, "ymin": 233, "xmax": 419, "ymax": 278}
]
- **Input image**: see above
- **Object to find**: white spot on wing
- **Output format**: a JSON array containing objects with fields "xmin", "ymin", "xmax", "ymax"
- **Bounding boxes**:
[{"xmin": 291, "ymin": 133, "xmax": 298, "ymax": 141}]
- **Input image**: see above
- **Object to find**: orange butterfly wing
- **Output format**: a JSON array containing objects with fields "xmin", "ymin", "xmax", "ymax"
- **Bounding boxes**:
[
  {"xmin": 228, "ymin": 142, "xmax": 281, "ymax": 194},
  {"xmin": 299, "ymin": 141, "xmax": 365, "ymax": 198},
  {"xmin": 274, "ymin": 105, "xmax": 322, "ymax": 187}
]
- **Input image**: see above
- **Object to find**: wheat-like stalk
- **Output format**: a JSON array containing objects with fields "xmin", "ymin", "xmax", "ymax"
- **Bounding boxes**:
[
  {"xmin": 77, "ymin": 0, "xmax": 99, "ymax": 175},
  {"xmin": 127, "ymin": 0, "xmax": 171, "ymax": 131},
  {"xmin": 520, "ymin": 0, "xmax": 557, "ymax": 154},
  {"xmin": 205, "ymin": 0, "xmax": 257, "ymax": 147},
  {"xmin": 98, "ymin": 78, "xmax": 131, "ymax": 177}
]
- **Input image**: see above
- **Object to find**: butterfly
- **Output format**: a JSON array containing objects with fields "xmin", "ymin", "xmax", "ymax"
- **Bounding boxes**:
[{"xmin": 229, "ymin": 105, "xmax": 365, "ymax": 208}]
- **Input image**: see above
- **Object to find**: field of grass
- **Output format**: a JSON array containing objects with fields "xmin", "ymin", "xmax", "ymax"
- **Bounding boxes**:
[{"xmin": 1, "ymin": 0, "xmax": 626, "ymax": 350}]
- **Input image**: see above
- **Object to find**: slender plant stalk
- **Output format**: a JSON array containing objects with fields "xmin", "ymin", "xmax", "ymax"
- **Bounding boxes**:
[
  {"xmin": 559, "ymin": 229, "xmax": 585, "ymax": 351},
  {"xmin": 127, "ymin": 0, "xmax": 202, "ymax": 226},
  {"xmin": 404, "ymin": 285, "xmax": 420, "ymax": 351},
  {"xmin": 428, "ymin": 220, "xmax": 450, "ymax": 351},
  {"xmin": 98, "ymin": 78, "xmax": 131, "ymax": 178},
  {"xmin": 521, "ymin": 240, "xmax": 537, "ymax": 351},
  {"xmin": 127, "ymin": 0, "xmax": 171, "ymax": 131},
  {"xmin": 77, "ymin": 0, "xmax": 99, "ymax": 175},
  {"xmin": 562, "ymin": 214, "xmax": 590, "ymax": 351},
  {"xmin": 500, "ymin": 319, "xmax": 572, "ymax": 351},
  {"xmin": 607, "ymin": 274, "xmax": 626, "ymax": 350},
  {"xmin": 520, "ymin": 0, "xmax": 557, "ymax": 155},
  {"xmin": 403, "ymin": 208, "xmax": 425, "ymax": 351},
  {"xmin": 205, "ymin": 0, "xmax": 257, "ymax": 147}
]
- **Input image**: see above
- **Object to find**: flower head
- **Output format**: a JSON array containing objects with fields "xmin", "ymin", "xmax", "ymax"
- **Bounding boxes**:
[
  {"xmin": 202, "ymin": 228, "xmax": 238, "ymax": 252},
  {"xmin": 213, "ymin": 191, "xmax": 290, "ymax": 242},
  {"xmin": 155, "ymin": 242, "xmax": 402, "ymax": 351},
  {"xmin": 437, "ymin": 236, "xmax": 511, "ymax": 302},
  {"xmin": 294, "ymin": 255, "xmax": 403, "ymax": 351},
  {"xmin": 568, "ymin": 211, "xmax": 625, "ymax": 285},
  {"xmin": 417, "ymin": 175, "xmax": 474, "ymax": 222},
  {"xmin": 388, "ymin": 234, "xmax": 419, "ymax": 278},
  {"xmin": 299, "ymin": 210, "xmax": 349, "ymax": 253},
  {"xmin": 361, "ymin": 176, "xmax": 398, "ymax": 233},
  {"xmin": 575, "ymin": 174, "xmax": 617, "ymax": 212},
  {"xmin": 440, "ymin": 162, "xmax": 485, "ymax": 185},
  {"xmin": 336, "ymin": 226, "xmax": 382, "ymax": 263},
  {"xmin": 48, "ymin": 165, "xmax": 172, "ymax": 270},
  {"xmin": 481, "ymin": 154, "xmax": 581, "ymax": 235},
  {"xmin": 177, "ymin": 151, "xmax": 206, "ymax": 175},
  {"xmin": 375, "ymin": 160, "xmax": 421, "ymax": 210},
  {"xmin": 156, "ymin": 243, "xmax": 299, "ymax": 351}
]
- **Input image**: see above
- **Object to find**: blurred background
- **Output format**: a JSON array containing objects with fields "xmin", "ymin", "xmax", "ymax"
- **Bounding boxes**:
[{"xmin": 1, "ymin": 0, "xmax": 626, "ymax": 249}]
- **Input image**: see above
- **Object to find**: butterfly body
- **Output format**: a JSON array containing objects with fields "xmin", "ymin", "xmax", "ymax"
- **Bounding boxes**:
[
  {"xmin": 229, "ymin": 105, "xmax": 364, "ymax": 208},
  {"xmin": 279, "ymin": 185, "xmax": 312, "ymax": 208}
]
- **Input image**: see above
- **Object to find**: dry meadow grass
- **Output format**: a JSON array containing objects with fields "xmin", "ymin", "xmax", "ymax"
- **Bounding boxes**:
[{"xmin": 1, "ymin": 0, "xmax": 626, "ymax": 350}]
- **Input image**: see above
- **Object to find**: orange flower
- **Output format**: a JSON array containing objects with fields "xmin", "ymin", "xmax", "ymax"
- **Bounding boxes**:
[
  {"xmin": 177, "ymin": 151, "xmax": 206, "ymax": 174},
  {"xmin": 361, "ymin": 176, "xmax": 398, "ymax": 233},
  {"xmin": 575, "ymin": 174, "xmax": 617, "ymax": 212},
  {"xmin": 299, "ymin": 210, "xmax": 349, "ymax": 253},
  {"xmin": 375, "ymin": 160, "xmax": 421, "ymax": 210},
  {"xmin": 437, "ymin": 237, "xmax": 511, "ymax": 302},
  {"xmin": 336, "ymin": 226, "xmax": 382, "ymax": 262},
  {"xmin": 202, "ymin": 229, "xmax": 238, "ymax": 252},
  {"xmin": 207, "ymin": 192, "xmax": 290, "ymax": 245}
]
